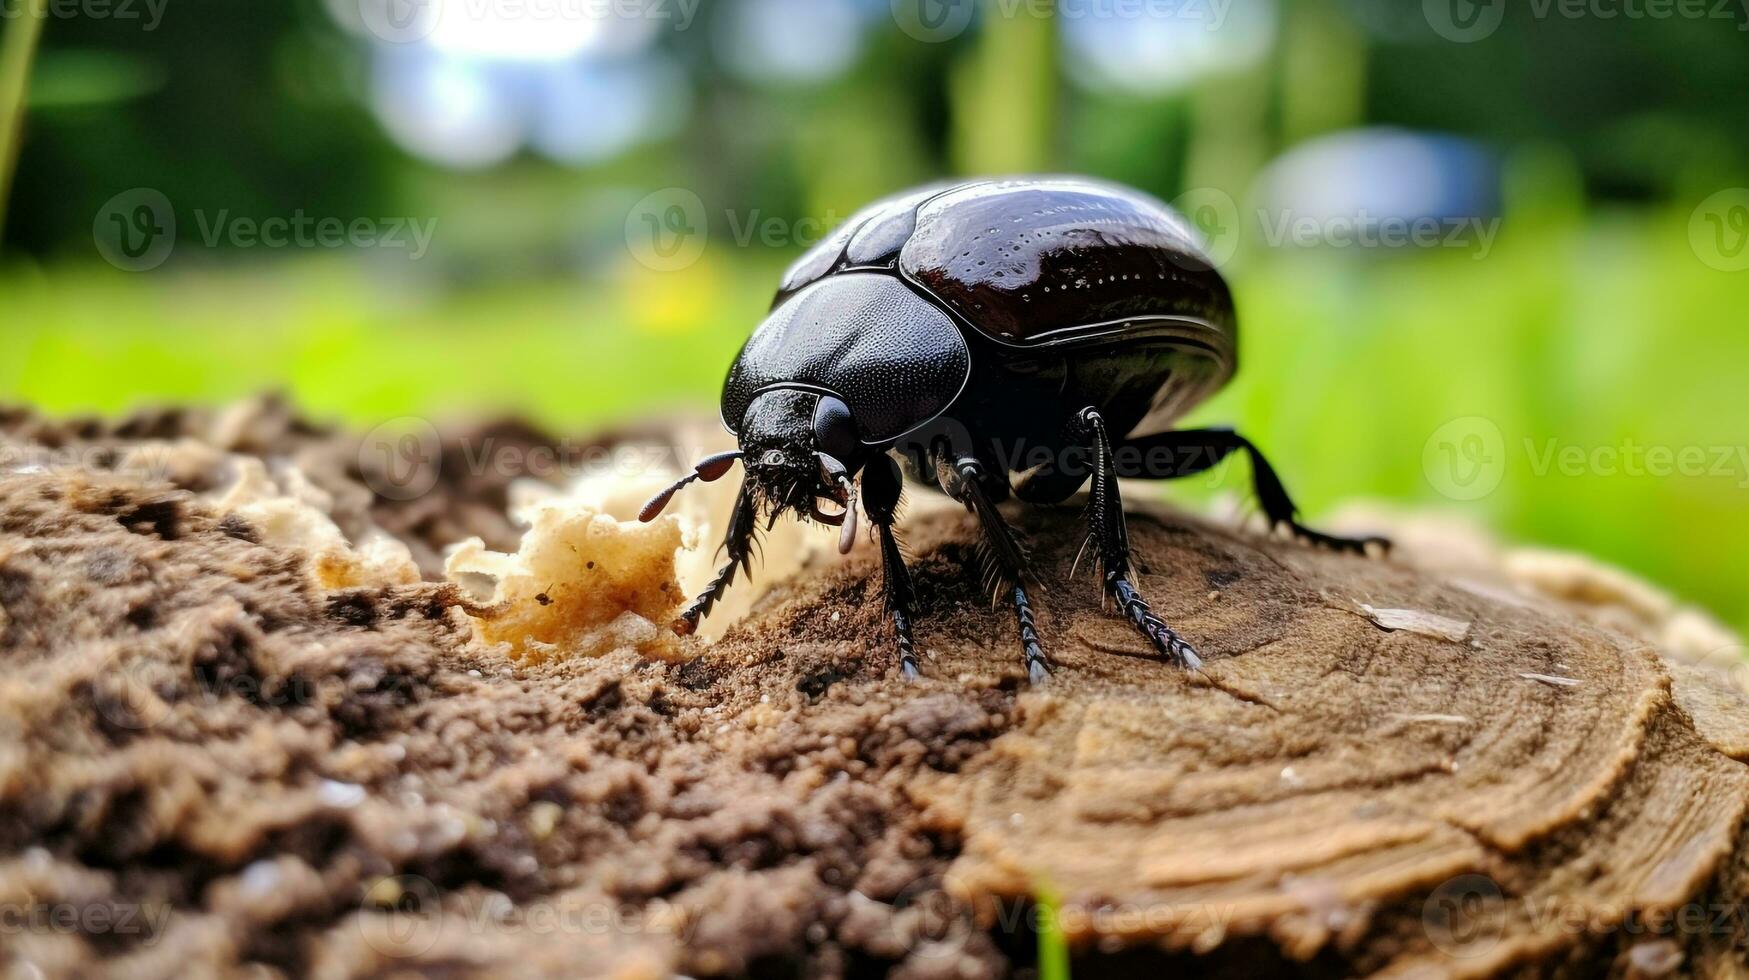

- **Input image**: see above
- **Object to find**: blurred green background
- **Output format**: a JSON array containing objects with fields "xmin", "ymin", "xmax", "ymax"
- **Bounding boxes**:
[{"xmin": 1, "ymin": 0, "xmax": 1745, "ymax": 633}]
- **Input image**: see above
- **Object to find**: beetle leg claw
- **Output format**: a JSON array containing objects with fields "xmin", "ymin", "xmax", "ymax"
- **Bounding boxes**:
[
  {"xmin": 1011, "ymin": 584, "xmax": 1051, "ymax": 682},
  {"xmin": 1111, "ymin": 575, "xmax": 1201, "ymax": 670},
  {"xmin": 1282, "ymin": 521, "xmax": 1392, "ymax": 557},
  {"xmin": 895, "ymin": 607, "xmax": 920, "ymax": 680}
]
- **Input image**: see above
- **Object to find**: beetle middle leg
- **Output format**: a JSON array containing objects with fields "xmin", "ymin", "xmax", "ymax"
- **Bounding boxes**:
[
  {"xmin": 1068, "ymin": 408, "xmax": 1203, "ymax": 670},
  {"xmin": 932, "ymin": 448, "xmax": 1051, "ymax": 683},
  {"xmin": 861, "ymin": 454, "xmax": 921, "ymax": 680}
]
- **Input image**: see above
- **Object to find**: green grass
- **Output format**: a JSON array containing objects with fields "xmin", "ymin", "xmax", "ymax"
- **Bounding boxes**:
[
  {"xmin": 1034, "ymin": 882, "xmax": 1071, "ymax": 980},
  {"xmin": 3, "ymin": 204, "xmax": 1745, "ymax": 636},
  {"xmin": 0, "ymin": 254, "xmax": 766, "ymax": 426}
]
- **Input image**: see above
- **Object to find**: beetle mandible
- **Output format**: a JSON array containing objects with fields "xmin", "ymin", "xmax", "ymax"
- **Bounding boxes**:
[{"xmin": 641, "ymin": 176, "xmax": 1387, "ymax": 681}]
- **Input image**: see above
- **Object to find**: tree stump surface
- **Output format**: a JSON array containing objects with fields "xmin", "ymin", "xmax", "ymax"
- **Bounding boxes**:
[{"xmin": 1, "ymin": 403, "xmax": 1746, "ymax": 979}]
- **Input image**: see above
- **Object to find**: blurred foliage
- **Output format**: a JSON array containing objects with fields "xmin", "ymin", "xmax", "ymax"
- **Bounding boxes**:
[
  {"xmin": 6, "ymin": 199, "xmax": 1745, "ymax": 633},
  {"xmin": 5, "ymin": 0, "xmax": 1748, "ymax": 256},
  {"xmin": 0, "ymin": 0, "xmax": 1746, "ymax": 633}
]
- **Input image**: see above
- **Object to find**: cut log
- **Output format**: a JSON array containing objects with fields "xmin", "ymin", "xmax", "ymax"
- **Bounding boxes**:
[{"xmin": 0, "ymin": 406, "xmax": 1745, "ymax": 979}]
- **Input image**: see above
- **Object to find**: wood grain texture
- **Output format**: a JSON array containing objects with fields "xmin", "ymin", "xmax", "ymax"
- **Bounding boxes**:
[{"xmin": 1, "ymin": 403, "xmax": 1745, "ymax": 979}]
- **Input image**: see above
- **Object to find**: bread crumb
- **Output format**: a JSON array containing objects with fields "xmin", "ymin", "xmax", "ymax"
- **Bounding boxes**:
[
  {"xmin": 445, "ymin": 501, "xmax": 685, "ymax": 663},
  {"xmin": 199, "ymin": 454, "xmax": 420, "ymax": 589},
  {"xmin": 536, "ymin": 426, "xmax": 829, "ymax": 640}
]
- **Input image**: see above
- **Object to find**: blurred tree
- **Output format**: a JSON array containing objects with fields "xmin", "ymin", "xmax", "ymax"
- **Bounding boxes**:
[
  {"xmin": 3, "ymin": 0, "xmax": 1747, "ymax": 265},
  {"xmin": 1183, "ymin": 63, "xmax": 1273, "ymax": 199},
  {"xmin": 0, "ymin": 0, "xmax": 46, "ymax": 243},
  {"xmin": 1279, "ymin": 0, "xmax": 1366, "ymax": 146},
  {"xmin": 950, "ymin": 0, "xmax": 1056, "ymax": 175},
  {"xmin": 1363, "ymin": 5, "xmax": 1749, "ymax": 199},
  {"xmin": 3, "ymin": 0, "xmax": 391, "ymax": 259}
]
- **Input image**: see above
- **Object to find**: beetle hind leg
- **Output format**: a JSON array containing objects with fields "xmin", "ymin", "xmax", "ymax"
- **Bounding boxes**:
[
  {"xmin": 1071, "ymin": 408, "xmax": 1203, "ymax": 670},
  {"xmin": 1112, "ymin": 427, "xmax": 1390, "ymax": 556}
]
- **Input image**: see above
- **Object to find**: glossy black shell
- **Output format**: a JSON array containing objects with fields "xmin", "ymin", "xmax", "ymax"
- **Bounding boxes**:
[
  {"xmin": 724, "ymin": 176, "xmax": 1237, "ymax": 447},
  {"xmin": 722, "ymin": 274, "xmax": 969, "ymax": 444}
]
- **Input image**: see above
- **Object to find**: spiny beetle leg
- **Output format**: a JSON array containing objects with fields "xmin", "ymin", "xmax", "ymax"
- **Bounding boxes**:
[
  {"xmin": 1011, "ymin": 584, "xmax": 1050, "ymax": 684},
  {"xmin": 673, "ymin": 480, "xmax": 758, "ymax": 635},
  {"xmin": 863, "ymin": 454, "xmax": 922, "ymax": 680},
  {"xmin": 934, "ymin": 451, "xmax": 1051, "ymax": 682},
  {"xmin": 893, "ymin": 607, "xmax": 919, "ymax": 681},
  {"xmin": 1109, "ymin": 574, "xmax": 1202, "ymax": 670},
  {"xmin": 1111, "ymin": 425, "xmax": 1390, "ymax": 557},
  {"xmin": 1072, "ymin": 407, "xmax": 1203, "ymax": 670}
]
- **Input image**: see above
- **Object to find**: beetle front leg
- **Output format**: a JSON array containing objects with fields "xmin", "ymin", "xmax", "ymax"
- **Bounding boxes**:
[
  {"xmin": 933, "ymin": 451, "xmax": 1051, "ymax": 684},
  {"xmin": 1070, "ymin": 408, "xmax": 1202, "ymax": 670},
  {"xmin": 672, "ymin": 480, "xmax": 759, "ymax": 636},
  {"xmin": 861, "ymin": 454, "xmax": 921, "ymax": 679}
]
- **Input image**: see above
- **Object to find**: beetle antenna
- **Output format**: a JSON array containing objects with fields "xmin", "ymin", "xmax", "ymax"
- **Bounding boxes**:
[{"xmin": 638, "ymin": 450, "xmax": 743, "ymax": 522}]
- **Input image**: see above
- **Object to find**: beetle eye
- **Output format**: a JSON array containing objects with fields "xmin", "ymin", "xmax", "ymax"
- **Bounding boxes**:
[{"xmin": 812, "ymin": 395, "xmax": 858, "ymax": 461}]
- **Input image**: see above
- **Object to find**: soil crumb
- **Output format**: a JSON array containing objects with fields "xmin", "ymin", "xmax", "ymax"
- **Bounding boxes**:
[{"xmin": 1, "ymin": 398, "xmax": 1747, "ymax": 980}]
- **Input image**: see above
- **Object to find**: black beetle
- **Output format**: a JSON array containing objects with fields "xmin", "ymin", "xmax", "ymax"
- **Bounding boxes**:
[{"xmin": 641, "ymin": 176, "xmax": 1386, "ymax": 681}]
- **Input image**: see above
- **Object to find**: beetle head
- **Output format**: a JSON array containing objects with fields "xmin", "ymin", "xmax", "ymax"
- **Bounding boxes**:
[{"xmin": 739, "ymin": 388, "xmax": 861, "ymax": 551}]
